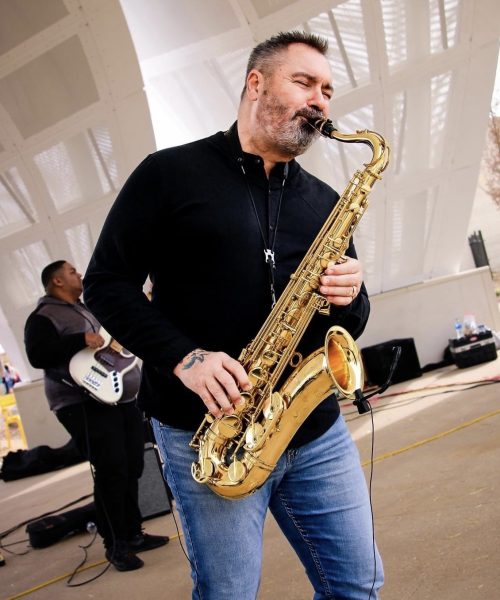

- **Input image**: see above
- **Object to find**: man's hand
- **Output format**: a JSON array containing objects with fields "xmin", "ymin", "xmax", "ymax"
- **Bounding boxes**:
[
  {"xmin": 319, "ymin": 256, "xmax": 363, "ymax": 306},
  {"xmin": 174, "ymin": 349, "xmax": 252, "ymax": 418},
  {"xmin": 85, "ymin": 331, "xmax": 105, "ymax": 349}
]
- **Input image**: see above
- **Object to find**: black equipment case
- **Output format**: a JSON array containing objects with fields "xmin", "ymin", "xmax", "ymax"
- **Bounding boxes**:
[{"xmin": 449, "ymin": 331, "xmax": 497, "ymax": 369}]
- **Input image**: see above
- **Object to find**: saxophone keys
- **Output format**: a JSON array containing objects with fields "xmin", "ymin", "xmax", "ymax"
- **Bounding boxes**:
[
  {"xmin": 228, "ymin": 459, "xmax": 247, "ymax": 483},
  {"xmin": 263, "ymin": 391, "xmax": 285, "ymax": 420},
  {"xmin": 234, "ymin": 398, "xmax": 246, "ymax": 414},
  {"xmin": 278, "ymin": 329, "xmax": 293, "ymax": 345},
  {"xmin": 237, "ymin": 391, "xmax": 255, "ymax": 413},
  {"xmin": 249, "ymin": 365, "xmax": 265, "ymax": 384},
  {"xmin": 289, "ymin": 352, "xmax": 302, "ymax": 368},
  {"xmin": 319, "ymin": 254, "xmax": 332, "ymax": 268},
  {"xmin": 191, "ymin": 460, "xmax": 212, "ymax": 483},
  {"xmin": 262, "ymin": 351, "xmax": 277, "ymax": 366},
  {"xmin": 202, "ymin": 458, "xmax": 215, "ymax": 477},
  {"xmin": 245, "ymin": 423, "xmax": 264, "ymax": 449},
  {"xmin": 284, "ymin": 306, "xmax": 301, "ymax": 323},
  {"xmin": 314, "ymin": 295, "xmax": 330, "ymax": 315},
  {"xmin": 215, "ymin": 415, "xmax": 241, "ymax": 439}
]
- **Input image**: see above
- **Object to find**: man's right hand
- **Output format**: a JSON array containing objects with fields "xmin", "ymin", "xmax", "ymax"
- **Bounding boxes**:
[
  {"xmin": 85, "ymin": 332, "xmax": 105, "ymax": 349},
  {"xmin": 173, "ymin": 349, "xmax": 252, "ymax": 418}
]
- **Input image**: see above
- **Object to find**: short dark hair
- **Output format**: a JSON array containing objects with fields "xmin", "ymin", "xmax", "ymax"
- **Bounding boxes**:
[
  {"xmin": 242, "ymin": 31, "xmax": 329, "ymax": 96},
  {"xmin": 41, "ymin": 260, "xmax": 66, "ymax": 290}
]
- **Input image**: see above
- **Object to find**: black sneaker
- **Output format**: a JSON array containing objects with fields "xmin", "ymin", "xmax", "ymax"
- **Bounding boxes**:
[
  {"xmin": 105, "ymin": 541, "xmax": 144, "ymax": 571},
  {"xmin": 127, "ymin": 532, "xmax": 169, "ymax": 553}
]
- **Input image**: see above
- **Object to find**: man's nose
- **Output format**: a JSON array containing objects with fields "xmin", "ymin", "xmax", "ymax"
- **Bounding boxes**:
[{"xmin": 307, "ymin": 87, "xmax": 329, "ymax": 114}]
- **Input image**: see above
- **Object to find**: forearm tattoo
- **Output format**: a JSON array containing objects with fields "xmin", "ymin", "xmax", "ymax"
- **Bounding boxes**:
[{"xmin": 182, "ymin": 349, "xmax": 209, "ymax": 370}]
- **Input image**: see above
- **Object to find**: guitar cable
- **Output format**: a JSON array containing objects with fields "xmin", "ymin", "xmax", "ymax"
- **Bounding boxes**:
[
  {"xmin": 65, "ymin": 521, "xmax": 110, "ymax": 587},
  {"xmin": 365, "ymin": 403, "xmax": 376, "ymax": 600},
  {"xmin": 356, "ymin": 345, "xmax": 401, "ymax": 599}
]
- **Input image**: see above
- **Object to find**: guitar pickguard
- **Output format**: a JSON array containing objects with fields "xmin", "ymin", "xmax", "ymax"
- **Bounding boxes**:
[{"xmin": 69, "ymin": 328, "xmax": 139, "ymax": 404}]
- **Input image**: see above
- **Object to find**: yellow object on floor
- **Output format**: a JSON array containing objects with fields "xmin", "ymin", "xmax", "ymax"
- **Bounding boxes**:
[{"xmin": 1, "ymin": 392, "xmax": 27, "ymax": 450}]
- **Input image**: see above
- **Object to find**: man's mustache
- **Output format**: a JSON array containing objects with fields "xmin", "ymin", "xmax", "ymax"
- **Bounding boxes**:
[{"xmin": 294, "ymin": 109, "xmax": 325, "ymax": 121}]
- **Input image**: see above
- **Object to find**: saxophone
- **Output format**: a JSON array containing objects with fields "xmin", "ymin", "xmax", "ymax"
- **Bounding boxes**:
[{"xmin": 190, "ymin": 118, "xmax": 390, "ymax": 499}]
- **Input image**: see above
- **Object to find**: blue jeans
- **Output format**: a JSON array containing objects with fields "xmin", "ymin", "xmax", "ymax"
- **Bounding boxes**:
[{"xmin": 151, "ymin": 415, "xmax": 383, "ymax": 600}]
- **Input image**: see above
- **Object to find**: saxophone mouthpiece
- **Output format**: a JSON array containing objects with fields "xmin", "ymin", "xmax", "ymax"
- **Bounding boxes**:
[{"xmin": 309, "ymin": 118, "xmax": 337, "ymax": 138}]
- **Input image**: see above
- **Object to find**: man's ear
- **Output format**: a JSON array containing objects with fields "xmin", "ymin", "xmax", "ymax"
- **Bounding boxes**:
[
  {"xmin": 52, "ymin": 275, "xmax": 63, "ymax": 288},
  {"xmin": 246, "ymin": 69, "xmax": 263, "ymax": 101}
]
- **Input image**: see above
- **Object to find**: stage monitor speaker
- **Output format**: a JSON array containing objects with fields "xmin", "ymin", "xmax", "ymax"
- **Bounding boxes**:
[
  {"xmin": 361, "ymin": 338, "xmax": 422, "ymax": 386},
  {"xmin": 138, "ymin": 444, "xmax": 172, "ymax": 521}
]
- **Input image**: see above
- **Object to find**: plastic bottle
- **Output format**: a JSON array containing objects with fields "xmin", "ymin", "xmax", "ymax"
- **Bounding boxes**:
[
  {"xmin": 454, "ymin": 318, "xmax": 463, "ymax": 339},
  {"xmin": 463, "ymin": 314, "xmax": 477, "ymax": 336}
]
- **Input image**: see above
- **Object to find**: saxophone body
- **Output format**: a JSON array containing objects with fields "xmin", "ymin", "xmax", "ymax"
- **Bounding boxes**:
[{"xmin": 190, "ymin": 118, "xmax": 390, "ymax": 499}]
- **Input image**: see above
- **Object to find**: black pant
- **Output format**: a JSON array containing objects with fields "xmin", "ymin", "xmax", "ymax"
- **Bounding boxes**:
[{"xmin": 56, "ymin": 400, "xmax": 145, "ymax": 547}]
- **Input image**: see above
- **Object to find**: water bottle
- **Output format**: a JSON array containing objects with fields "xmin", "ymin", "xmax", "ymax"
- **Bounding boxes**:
[
  {"xmin": 463, "ymin": 314, "xmax": 477, "ymax": 336},
  {"xmin": 454, "ymin": 319, "xmax": 463, "ymax": 340}
]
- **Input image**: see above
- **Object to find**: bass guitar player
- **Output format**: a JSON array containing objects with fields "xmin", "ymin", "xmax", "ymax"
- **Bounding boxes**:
[{"xmin": 24, "ymin": 260, "xmax": 168, "ymax": 572}]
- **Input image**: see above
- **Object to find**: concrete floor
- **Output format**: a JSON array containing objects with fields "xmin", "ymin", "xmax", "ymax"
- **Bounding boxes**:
[{"xmin": 1, "ymin": 355, "xmax": 499, "ymax": 600}]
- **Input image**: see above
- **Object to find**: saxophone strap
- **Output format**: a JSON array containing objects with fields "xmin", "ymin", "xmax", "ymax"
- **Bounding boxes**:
[{"xmin": 224, "ymin": 123, "xmax": 289, "ymax": 307}]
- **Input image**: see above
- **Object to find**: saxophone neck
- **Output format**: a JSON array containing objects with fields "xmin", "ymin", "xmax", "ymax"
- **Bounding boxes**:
[{"xmin": 310, "ymin": 118, "xmax": 390, "ymax": 174}]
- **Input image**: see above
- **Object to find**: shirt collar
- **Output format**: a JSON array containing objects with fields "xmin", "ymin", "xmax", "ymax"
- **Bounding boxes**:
[{"xmin": 224, "ymin": 121, "xmax": 295, "ymax": 182}]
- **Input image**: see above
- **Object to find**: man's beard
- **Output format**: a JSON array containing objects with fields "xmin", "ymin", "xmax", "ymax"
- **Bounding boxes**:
[{"xmin": 256, "ymin": 92, "xmax": 323, "ymax": 157}]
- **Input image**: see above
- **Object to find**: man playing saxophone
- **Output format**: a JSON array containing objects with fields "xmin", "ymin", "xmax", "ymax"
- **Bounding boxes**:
[{"xmin": 84, "ymin": 31, "xmax": 383, "ymax": 599}]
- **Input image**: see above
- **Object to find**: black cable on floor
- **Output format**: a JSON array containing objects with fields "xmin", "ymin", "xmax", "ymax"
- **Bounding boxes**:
[
  {"xmin": 366, "ymin": 402, "xmax": 377, "ymax": 600},
  {"xmin": 66, "ymin": 527, "xmax": 111, "ymax": 587}
]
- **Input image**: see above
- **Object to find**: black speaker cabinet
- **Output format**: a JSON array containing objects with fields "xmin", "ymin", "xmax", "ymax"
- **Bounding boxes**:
[
  {"xmin": 138, "ymin": 444, "xmax": 172, "ymax": 521},
  {"xmin": 361, "ymin": 338, "xmax": 422, "ymax": 386}
]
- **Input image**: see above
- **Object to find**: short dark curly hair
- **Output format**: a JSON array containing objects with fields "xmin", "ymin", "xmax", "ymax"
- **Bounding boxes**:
[
  {"xmin": 242, "ymin": 31, "xmax": 328, "ymax": 97},
  {"xmin": 41, "ymin": 260, "xmax": 66, "ymax": 290}
]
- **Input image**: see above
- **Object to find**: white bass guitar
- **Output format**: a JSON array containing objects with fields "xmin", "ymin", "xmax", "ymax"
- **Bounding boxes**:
[{"xmin": 69, "ymin": 328, "xmax": 138, "ymax": 405}]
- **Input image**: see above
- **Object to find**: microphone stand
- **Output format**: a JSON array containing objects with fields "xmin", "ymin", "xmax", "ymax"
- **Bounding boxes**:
[{"xmin": 353, "ymin": 346, "xmax": 402, "ymax": 414}]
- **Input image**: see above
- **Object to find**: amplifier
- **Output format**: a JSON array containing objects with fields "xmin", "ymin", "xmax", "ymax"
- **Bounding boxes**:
[
  {"xmin": 138, "ymin": 444, "xmax": 172, "ymax": 520},
  {"xmin": 361, "ymin": 338, "xmax": 422, "ymax": 386}
]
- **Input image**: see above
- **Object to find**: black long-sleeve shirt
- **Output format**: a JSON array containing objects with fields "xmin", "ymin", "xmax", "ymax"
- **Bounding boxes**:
[{"xmin": 84, "ymin": 123, "xmax": 370, "ymax": 446}]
